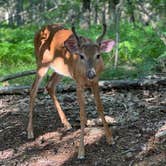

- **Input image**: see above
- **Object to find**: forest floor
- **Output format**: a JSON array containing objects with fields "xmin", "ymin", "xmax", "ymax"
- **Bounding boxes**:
[{"xmin": 0, "ymin": 83, "xmax": 166, "ymax": 166}]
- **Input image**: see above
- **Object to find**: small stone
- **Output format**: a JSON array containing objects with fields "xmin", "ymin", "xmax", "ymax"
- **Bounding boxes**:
[{"xmin": 125, "ymin": 152, "xmax": 133, "ymax": 159}]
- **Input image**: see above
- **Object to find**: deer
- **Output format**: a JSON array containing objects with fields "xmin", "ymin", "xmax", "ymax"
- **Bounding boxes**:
[{"xmin": 27, "ymin": 23, "xmax": 115, "ymax": 159}]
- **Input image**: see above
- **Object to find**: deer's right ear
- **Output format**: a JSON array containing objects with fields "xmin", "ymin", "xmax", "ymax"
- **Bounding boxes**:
[{"xmin": 64, "ymin": 35, "xmax": 79, "ymax": 54}]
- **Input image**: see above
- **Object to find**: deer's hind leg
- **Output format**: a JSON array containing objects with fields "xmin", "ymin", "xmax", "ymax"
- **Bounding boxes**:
[
  {"xmin": 46, "ymin": 72, "xmax": 72, "ymax": 130},
  {"xmin": 27, "ymin": 66, "xmax": 48, "ymax": 139}
]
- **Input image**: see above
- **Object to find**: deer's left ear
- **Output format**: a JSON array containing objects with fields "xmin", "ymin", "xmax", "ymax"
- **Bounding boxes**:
[
  {"xmin": 100, "ymin": 40, "xmax": 115, "ymax": 53},
  {"xmin": 64, "ymin": 35, "xmax": 79, "ymax": 54}
]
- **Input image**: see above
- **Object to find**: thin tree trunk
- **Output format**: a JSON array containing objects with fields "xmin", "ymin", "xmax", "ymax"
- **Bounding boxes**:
[
  {"xmin": 127, "ymin": 0, "xmax": 135, "ymax": 24},
  {"xmin": 8, "ymin": 0, "xmax": 16, "ymax": 27},
  {"xmin": 29, "ymin": 0, "xmax": 35, "ymax": 21},
  {"xmin": 102, "ymin": 2, "xmax": 106, "ymax": 24},
  {"xmin": 108, "ymin": 0, "xmax": 116, "ymax": 25},
  {"xmin": 114, "ymin": 0, "xmax": 124, "ymax": 68},
  {"xmin": 81, "ymin": 0, "xmax": 91, "ymax": 29},
  {"xmin": 94, "ymin": 1, "xmax": 98, "ymax": 24},
  {"xmin": 16, "ymin": 0, "xmax": 23, "ymax": 26}
]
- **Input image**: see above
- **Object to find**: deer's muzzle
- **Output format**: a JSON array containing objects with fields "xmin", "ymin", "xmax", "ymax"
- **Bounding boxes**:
[{"xmin": 87, "ymin": 68, "xmax": 96, "ymax": 80}]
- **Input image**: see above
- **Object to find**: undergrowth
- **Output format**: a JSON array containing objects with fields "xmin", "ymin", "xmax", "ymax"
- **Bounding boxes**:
[{"xmin": 0, "ymin": 22, "xmax": 165, "ymax": 86}]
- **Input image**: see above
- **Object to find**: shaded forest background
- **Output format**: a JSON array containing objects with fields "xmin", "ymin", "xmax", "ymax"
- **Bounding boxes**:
[{"xmin": 0, "ymin": 0, "xmax": 165, "ymax": 85}]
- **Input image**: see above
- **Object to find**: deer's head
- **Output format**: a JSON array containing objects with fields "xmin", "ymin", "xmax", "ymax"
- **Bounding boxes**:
[{"xmin": 64, "ymin": 24, "xmax": 115, "ymax": 80}]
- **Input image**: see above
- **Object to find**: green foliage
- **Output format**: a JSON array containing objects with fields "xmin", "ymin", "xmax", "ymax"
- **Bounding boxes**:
[
  {"xmin": 0, "ymin": 26, "xmax": 36, "ymax": 66},
  {"xmin": 0, "ymin": 22, "xmax": 165, "ymax": 86},
  {"xmin": 119, "ymin": 23, "xmax": 165, "ymax": 64}
]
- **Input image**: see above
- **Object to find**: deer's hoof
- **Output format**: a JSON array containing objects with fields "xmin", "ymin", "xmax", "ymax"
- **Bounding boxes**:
[
  {"xmin": 27, "ymin": 131, "xmax": 34, "ymax": 139},
  {"xmin": 65, "ymin": 123, "xmax": 72, "ymax": 131},
  {"xmin": 77, "ymin": 148, "xmax": 85, "ymax": 160},
  {"xmin": 106, "ymin": 136, "xmax": 114, "ymax": 145},
  {"xmin": 77, "ymin": 154, "xmax": 85, "ymax": 160}
]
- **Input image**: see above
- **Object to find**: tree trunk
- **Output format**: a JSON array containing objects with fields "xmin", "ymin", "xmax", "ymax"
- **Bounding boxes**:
[
  {"xmin": 94, "ymin": 1, "xmax": 98, "ymax": 24},
  {"xmin": 127, "ymin": 0, "xmax": 135, "ymax": 24},
  {"xmin": 108, "ymin": 0, "xmax": 116, "ymax": 25},
  {"xmin": 16, "ymin": 0, "xmax": 23, "ymax": 26},
  {"xmin": 29, "ymin": 0, "xmax": 35, "ymax": 21},
  {"xmin": 102, "ymin": 2, "xmax": 106, "ymax": 24},
  {"xmin": 7, "ymin": 0, "xmax": 16, "ymax": 27},
  {"xmin": 114, "ymin": 0, "xmax": 124, "ymax": 68},
  {"xmin": 81, "ymin": 0, "xmax": 91, "ymax": 29}
]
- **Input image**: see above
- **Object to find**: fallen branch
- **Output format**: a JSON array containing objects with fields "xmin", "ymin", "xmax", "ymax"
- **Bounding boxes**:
[
  {"xmin": 0, "ymin": 86, "xmax": 40, "ymax": 95},
  {"xmin": 0, "ymin": 70, "xmax": 36, "ymax": 82},
  {"xmin": 99, "ymin": 76, "xmax": 166, "ymax": 89},
  {"xmin": 0, "ymin": 84, "xmax": 76, "ymax": 95},
  {"xmin": 0, "ymin": 76, "xmax": 166, "ymax": 95}
]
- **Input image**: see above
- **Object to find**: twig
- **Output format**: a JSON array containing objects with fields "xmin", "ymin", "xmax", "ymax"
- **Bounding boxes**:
[{"xmin": 0, "ymin": 70, "xmax": 36, "ymax": 82}]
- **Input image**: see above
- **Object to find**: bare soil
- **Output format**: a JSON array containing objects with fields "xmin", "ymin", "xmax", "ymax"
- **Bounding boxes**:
[{"xmin": 0, "ymin": 84, "xmax": 166, "ymax": 166}]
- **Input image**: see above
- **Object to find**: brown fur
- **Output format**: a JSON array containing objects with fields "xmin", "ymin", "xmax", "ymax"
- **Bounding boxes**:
[{"xmin": 27, "ymin": 24, "xmax": 113, "ymax": 159}]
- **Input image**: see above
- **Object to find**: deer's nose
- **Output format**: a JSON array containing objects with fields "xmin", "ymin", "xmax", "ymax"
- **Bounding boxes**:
[{"xmin": 87, "ymin": 68, "xmax": 96, "ymax": 80}]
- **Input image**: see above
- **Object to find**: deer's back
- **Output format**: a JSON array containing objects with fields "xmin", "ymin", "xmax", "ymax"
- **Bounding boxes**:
[
  {"xmin": 34, "ymin": 24, "xmax": 73, "ymax": 65},
  {"xmin": 34, "ymin": 24, "xmax": 77, "ymax": 78}
]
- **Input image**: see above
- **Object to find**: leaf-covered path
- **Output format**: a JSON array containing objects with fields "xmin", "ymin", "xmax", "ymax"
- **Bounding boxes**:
[{"xmin": 0, "ymin": 84, "xmax": 166, "ymax": 166}]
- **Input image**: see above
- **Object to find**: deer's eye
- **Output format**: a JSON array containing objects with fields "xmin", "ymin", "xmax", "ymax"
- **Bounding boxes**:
[
  {"xmin": 96, "ymin": 54, "xmax": 101, "ymax": 59},
  {"xmin": 80, "ymin": 54, "xmax": 85, "ymax": 60}
]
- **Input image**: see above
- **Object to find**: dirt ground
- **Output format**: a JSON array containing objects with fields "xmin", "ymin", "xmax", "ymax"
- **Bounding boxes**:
[{"xmin": 0, "ymin": 83, "xmax": 166, "ymax": 166}]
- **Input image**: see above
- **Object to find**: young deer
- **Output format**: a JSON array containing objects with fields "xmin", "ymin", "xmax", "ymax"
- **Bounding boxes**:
[{"xmin": 27, "ymin": 23, "xmax": 115, "ymax": 159}]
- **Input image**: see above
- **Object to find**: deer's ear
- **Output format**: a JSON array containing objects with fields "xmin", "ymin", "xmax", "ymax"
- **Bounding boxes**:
[
  {"xmin": 64, "ymin": 35, "xmax": 79, "ymax": 54},
  {"xmin": 100, "ymin": 40, "xmax": 115, "ymax": 53}
]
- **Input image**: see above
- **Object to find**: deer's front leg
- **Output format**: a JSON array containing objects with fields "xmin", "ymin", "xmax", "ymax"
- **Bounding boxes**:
[
  {"xmin": 91, "ymin": 82, "xmax": 113, "ymax": 144},
  {"xmin": 76, "ymin": 84, "xmax": 86, "ymax": 159}
]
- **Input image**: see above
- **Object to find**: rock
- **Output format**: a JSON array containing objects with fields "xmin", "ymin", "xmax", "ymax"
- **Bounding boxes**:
[
  {"xmin": 155, "ymin": 130, "xmax": 166, "ymax": 138},
  {"xmin": 63, "ymin": 95, "xmax": 75, "ymax": 103},
  {"xmin": 125, "ymin": 152, "xmax": 133, "ymax": 159}
]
